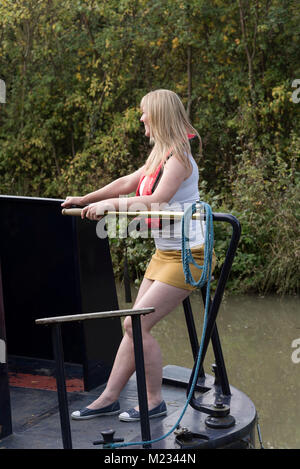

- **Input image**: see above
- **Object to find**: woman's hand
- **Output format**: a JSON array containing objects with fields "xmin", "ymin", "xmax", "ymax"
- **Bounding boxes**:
[
  {"xmin": 61, "ymin": 196, "xmax": 84, "ymax": 208},
  {"xmin": 81, "ymin": 201, "xmax": 113, "ymax": 220}
]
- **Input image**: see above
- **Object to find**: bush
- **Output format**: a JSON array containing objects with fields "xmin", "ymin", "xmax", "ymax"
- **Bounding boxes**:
[{"xmin": 223, "ymin": 131, "xmax": 300, "ymax": 295}]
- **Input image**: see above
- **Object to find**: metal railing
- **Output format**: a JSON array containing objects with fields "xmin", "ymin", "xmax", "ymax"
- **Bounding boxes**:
[{"xmin": 36, "ymin": 307, "xmax": 155, "ymax": 449}]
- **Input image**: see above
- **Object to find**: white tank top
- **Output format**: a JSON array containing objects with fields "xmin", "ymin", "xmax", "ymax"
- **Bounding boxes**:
[{"xmin": 139, "ymin": 155, "xmax": 205, "ymax": 251}]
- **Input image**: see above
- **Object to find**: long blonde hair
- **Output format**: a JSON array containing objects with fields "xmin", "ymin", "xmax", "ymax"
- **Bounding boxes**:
[{"xmin": 140, "ymin": 89, "xmax": 201, "ymax": 175}]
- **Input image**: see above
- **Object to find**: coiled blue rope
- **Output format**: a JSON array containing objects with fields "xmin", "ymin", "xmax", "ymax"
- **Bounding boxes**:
[
  {"xmin": 181, "ymin": 201, "xmax": 214, "ymax": 289},
  {"xmin": 107, "ymin": 201, "xmax": 214, "ymax": 449}
]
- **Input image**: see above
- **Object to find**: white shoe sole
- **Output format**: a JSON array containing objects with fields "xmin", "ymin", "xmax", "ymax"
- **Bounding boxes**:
[
  {"xmin": 119, "ymin": 411, "xmax": 167, "ymax": 422},
  {"xmin": 71, "ymin": 410, "xmax": 120, "ymax": 420}
]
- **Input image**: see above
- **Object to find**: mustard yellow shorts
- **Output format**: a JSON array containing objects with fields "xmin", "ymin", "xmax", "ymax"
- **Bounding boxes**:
[{"xmin": 144, "ymin": 245, "xmax": 216, "ymax": 291}]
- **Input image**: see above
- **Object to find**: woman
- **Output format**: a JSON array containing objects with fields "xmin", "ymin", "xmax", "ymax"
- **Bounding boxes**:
[{"xmin": 61, "ymin": 89, "xmax": 214, "ymax": 422}]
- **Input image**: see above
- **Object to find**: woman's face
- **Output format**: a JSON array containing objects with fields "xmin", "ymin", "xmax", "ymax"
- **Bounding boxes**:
[{"xmin": 140, "ymin": 108, "xmax": 150, "ymax": 137}]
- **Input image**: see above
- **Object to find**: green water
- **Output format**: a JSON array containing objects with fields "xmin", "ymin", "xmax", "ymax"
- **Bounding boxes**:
[{"xmin": 116, "ymin": 282, "xmax": 300, "ymax": 449}]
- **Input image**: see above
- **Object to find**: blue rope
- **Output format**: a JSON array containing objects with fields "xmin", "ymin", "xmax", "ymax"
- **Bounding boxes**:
[
  {"xmin": 107, "ymin": 201, "xmax": 214, "ymax": 449},
  {"xmin": 181, "ymin": 201, "xmax": 214, "ymax": 288}
]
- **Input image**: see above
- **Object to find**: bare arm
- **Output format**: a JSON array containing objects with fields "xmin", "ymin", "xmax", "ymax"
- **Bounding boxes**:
[
  {"xmin": 61, "ymin": 166, "xmax": 145, "ymax": 208},
  {"xmin": 81, "ymin": 156, "xmax": 191, "ymax": 219}
]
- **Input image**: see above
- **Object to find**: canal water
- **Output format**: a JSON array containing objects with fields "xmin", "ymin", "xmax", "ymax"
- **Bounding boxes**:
[{"xmin": 116, "ymin": 282, "xmax": 300, "ymax": 449}]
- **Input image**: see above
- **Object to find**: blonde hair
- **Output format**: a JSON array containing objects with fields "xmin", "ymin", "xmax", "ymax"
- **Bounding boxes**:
[{"xmin": 140, "ymin": 89, "xmax": 201, "ymax": 175}]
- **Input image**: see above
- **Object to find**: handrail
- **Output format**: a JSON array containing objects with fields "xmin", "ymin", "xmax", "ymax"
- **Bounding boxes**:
[
  {"xmin": 62, "ymin": 207, "xmax": 204, "ymax": 219},
  {"xmin": 36, "ymin": 306, "xmax": 155, "ymax": 448},
  {"xmin": 61, "ymin": 208, "xmax": 236, "ymax": 225},
  {"xmin": 61, "ymin": 207, "xmax": 242, "ymax": 414},
  {"xmin": 35, "ymin": 307, "xmax": 154, "ymax": 325},
  {"xmin": 187, "ymin": 213, "xmax": 241, "ymax": 402}
]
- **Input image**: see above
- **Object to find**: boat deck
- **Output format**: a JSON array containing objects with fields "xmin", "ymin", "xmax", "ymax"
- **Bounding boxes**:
[
  {"xmin": 0, "ymin": 365, "xmax": 189, "ymax": 450},
  {"xmin": 0, "ymin": 359, "xmax": 257, "ymax": 450}
]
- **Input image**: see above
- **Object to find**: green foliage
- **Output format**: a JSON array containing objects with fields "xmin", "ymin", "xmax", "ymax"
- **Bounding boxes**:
[
  {"xmin": 0, "ymin": 0, "xmax": 299, "ymax": 294},
  {"xmin": 226, "ymin": 131, "xmax": 300, "ymax": 295},
  {"xmin": 46, "ymin": 107, "xmax": 144, "ymax": 197}
]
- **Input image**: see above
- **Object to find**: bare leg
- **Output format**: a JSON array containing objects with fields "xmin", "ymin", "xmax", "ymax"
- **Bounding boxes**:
[
  {"xmin": 87, "ymin": 278, "xmax": 153, "ymax": 409},
  {"xmin": 128, "ymin": 281, "xmax": 191, "ymax": 408},
  {"xmin": 87, "ymin": 279, "xmax": 190, "ymax": 410}
]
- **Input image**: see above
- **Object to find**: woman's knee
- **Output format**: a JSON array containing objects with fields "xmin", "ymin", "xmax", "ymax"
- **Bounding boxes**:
[
  {"xmin": 123, "ymin": 314, "xmax": 151, "ymax": 339},
  {"xmin": 123, "ymin": 316, "xmax": 133, "ymax": 338}
]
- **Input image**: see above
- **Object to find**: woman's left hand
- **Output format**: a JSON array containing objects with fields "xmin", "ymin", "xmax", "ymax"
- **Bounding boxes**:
[{"xmin": 81, "ymin": 201, "xmax": 111, "ymax": 220}]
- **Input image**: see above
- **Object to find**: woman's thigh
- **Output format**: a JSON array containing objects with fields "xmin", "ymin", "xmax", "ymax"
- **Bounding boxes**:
[
  {"xmin": 133, "ymin": 280, "xmax": 191, "ymax": 333},
  {"xmin": 134, "ymin": 277, "xmax": 154, "ymax": 306}
]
